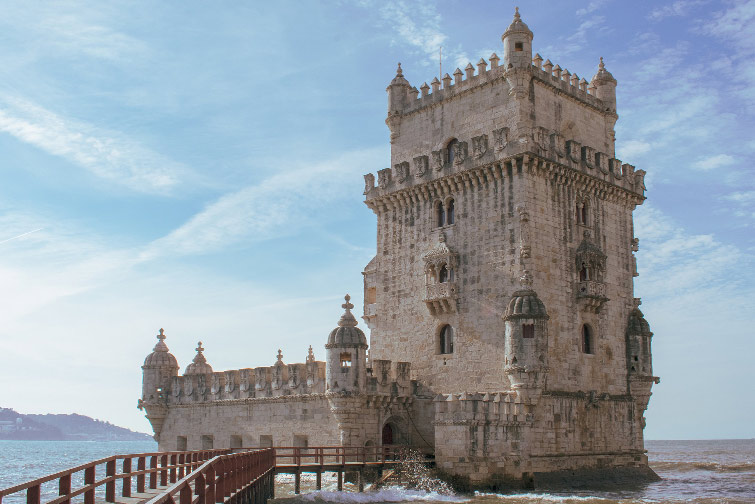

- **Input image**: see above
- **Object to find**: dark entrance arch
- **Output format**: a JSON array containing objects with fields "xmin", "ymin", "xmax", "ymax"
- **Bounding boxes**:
[{"xmin": 381, "ymin": 423, "xmax": 394, "ymax": 445}]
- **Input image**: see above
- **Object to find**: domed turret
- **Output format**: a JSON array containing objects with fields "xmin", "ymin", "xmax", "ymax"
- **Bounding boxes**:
[
  {"xmin": 386, "ymin": 63, "xmax": 412, "ymax": 114},
  {"xmin": 503, "ymin": 271, "xmax": 549, "ymax": 404},
  {"xmin": 626, "ymin": 304, "xmax": 653, "ymax": 377},
  {"xmin": 184, "ymin": 341, "xmax": 213, "ymax": 375},
  {"xmin": 502, "ymin": 7, "xmax": 533, "ymax": 70},
  {"xmin": 326, "ymin": 295, "xmax": 368, "ymax": 393},
  {"xmin": 590, "ymin": 57, "xmax": 617, "ymax": 111},
  {"xmin": 140, "ymin": 328, "xmax": 179, "ymax": 441},
  {"xmin": 141, "ymin": 329, "xmax": 179, "ymax": 402}
]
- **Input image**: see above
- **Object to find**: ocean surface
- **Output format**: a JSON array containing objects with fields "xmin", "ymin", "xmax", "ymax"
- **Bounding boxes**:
[{"xmin": 0, "ymin": 439, "xmax": 753, "ymax": 504}]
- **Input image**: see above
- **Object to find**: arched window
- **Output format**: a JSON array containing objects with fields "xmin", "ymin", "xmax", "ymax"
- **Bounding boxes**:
[
  {"xmin": 340, "ymin": 352, "xmax": 352, "ymax": 371},
  {"xmin": 439, "ymin": 265, "xmax": 448, "ymax": 283},
  {"xmin": 579, "ymin": 263, "xmax": 589, "ymax": 281},
  {"xmin": 447, "ymin": 139, "xmax": 459, "ymax": 165},
  {"xmin": 439, "ymin": 325, "xmax": 454, "ymax": 354},
  {"xmin": 437, "ymin": 201, "xmax": 445, "ymax": 227},
  {"xmin": 447, "ymin": 199, "xmax": 455, "ymax": 224},
  {"xmin": 581, "ymin": 325, "xmax": 593, "ymax": 354}
]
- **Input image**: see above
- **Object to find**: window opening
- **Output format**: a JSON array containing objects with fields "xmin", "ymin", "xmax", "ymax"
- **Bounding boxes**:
[
  {"xmin": 201, "ymin": 435, "xmax": 214, "ymax": 450},
  {"xmin": 340, "ymin": 352, "xmax": 352, "ymax": 371},
  {"xmin": 439, "ymin": 325, "xmax": 454, "ymax": 354},
  {"xmin": 447, "ymin": 199, "xmax": 455, "ymax": 225},
  {"xmin": 439, "ymin": 265, "xmax": 448, "ymax": 283},
  {"xmin": 579, "ymin": 264, "xmax": 589, "ymax": 281},
  {"xmin": 259, "ymin": 435, "xmax": 273, "ymax": 448},
  {"xmin": 230, "ymin": 435, "xmax": 242, "ymax": 449},
  {"xmin": 176, "ymin": 436, "xmax": 187, "ymax": 451},
  {"xmin": 582, "ymin": 325, "xmax": 593, "ymax": 354},
  {"xmin": 437, "ymin": 201, "xmax": 446, "ymax": 227},
  {"xmin": 515, "ymin": 42, "xmax": 523, "ymax": 51},
  {"xmin": 522, "ymin": 324, "xmax": 535, "ymax": 338}
]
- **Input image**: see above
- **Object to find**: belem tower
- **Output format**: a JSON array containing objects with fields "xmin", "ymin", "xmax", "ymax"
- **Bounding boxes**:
[{"xmin": 139, "ymin": 10, "xmax": 660, "ymax": 488}]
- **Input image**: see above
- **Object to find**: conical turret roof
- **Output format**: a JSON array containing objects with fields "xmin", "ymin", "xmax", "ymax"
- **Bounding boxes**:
[
  {"xmin": 326, "ymin": 295, "xmax": 367, "ymax": 349},
  {"xmin": 503, "ymin": 7, "xmax": 533, "ymax": 39}
]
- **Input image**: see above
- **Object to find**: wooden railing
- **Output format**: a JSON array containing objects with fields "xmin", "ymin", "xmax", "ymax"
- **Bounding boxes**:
[
  {"xmin": 271, "ymin": 445, "xmax": 400, "ymax": 467},
  {"xmin": 145, "ymin": 450, "xmax": 274, "ymax": 504},
  {"xmin": 0, "ymin": 449, "xmax": 229, "ymax": 504}
]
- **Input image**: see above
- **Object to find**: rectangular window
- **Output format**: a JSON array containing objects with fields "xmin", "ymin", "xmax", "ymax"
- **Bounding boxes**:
[
  {"xmin": 201, "ymin": 435, "xmax": 213, "ymax": 450},
  {"xmin": 523, "ymin": 324, "xmax": 535, "ymax": 338},
  {"xmin": 515, "ymin": 42, "xmax": 523, "ymax": 51},
  {"xmin": 176, "ymin": 436, "xmax": 187, "ymax": 451},
  {"xmin": 293, "ymin": 435, "xmax": 308, "ymax": 448},
  {"xmin": 366, "ymin": 287, "xmax": 377, "ymax": 304},
  {"xmin": 340, "ymin": 352, "xmax": 352, "ymax": 371},
  {"xmin": 259, "ymin": 435, "xmax": 273, "ymax": 448},
  {"xmin": 230, "ymin": 435, "xmax": 242, "ymax": 449}
]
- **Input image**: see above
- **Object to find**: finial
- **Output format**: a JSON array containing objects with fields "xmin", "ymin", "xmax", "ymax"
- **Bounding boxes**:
[
  {"xmin": 153, "ymin": 328, "xmax": 169, "ymax": 352},
  {"xmin": 307, "ymin": 345, "xmax": 315, "ymax": 363},
  {"xmin": 396, "ymin": 63, "xmax": 403, "ymax": 76},
  {"xmin": 520, "ymin": 270, "xmax": 533, "ymax": 289},
  {"xmin": 514, "ymin": 6, "xmax": 520, "ymax": 19},
  {"xmin": 157, "ymin": 328, "xmax": 166, "ymax": 342},
  {"xmin": 338, "ymin": 294, "xmax": 358, "ymax": 328},
  {"xmin": 196, "ymin": 341, "xmax": 204, "ymax": 354},
  {"xmin": 277, "ymin": 349, "xmax": 283, "ymax": 364},
  {"xmin": 599, "ymin": 56, "xmax": 605, "ymax": 70}
]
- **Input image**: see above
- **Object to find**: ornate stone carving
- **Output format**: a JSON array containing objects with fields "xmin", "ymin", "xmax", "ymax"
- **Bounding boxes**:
[
  {"xmin": 224, "ymin": 371, "xmax": 235, "ymax": 393},
  {"xmin": 581, "ymin": 145, "xmax": 596, "ymax": 169},
  {"xmin": 413, "ymin": 155, "xmax": 429, "ymax": 178},
  {"xmin": 595, "ymin": 152, "xmax": 610, "ymax": 174},
  {"xmin": 472, "ymin": 135, "xmax": 488, "ymax": 158},
  {"xmin": 210, "ymin": 374, "xmax": 221, "ymax": 395},
  {"xmin": 517, "ymin": 205, "xmax": 531, "ymax": 261},
  {"xmin": 609, "ymin": 158, "xmax": 623, "ymax": 179},
  {"xmin": 634, "ymin": 169, "xmax": 647, "ymax": 195},
  {"xmin": 533, "ymin": 127, "xmax": 549, "ymax": 154},
  {"xmin": 239, "ymin": 369, "xmax": 250, "ymax": 393},
  {"xmin": 493, "ymin": 127, "xmax": 509, "ymax": 152},
  {"xmin": 432, "ymin": 150, "xmax": 444, "ymax": 171},
  {"xmin": 363, "ymin": 173, "xmax": 375, "ymax": 195},
  {"xmin": 566, "ymin": 140, "xmax": 581, "ymax": 162},
  {"xmin": 394, "ymin": 161, "xmax": 410, "ymax": 183},
  {"xmin": 453, "ymin": 141, "xmax": 468, "ymax": 165},
  {"xmin": 377, "ymin": 168, "xmax": 392, "ymax": 189},
  {"xmin": 255, "ymin": 367, "xmax": 268, "ymax": 391},
  {"xmin": 550, "ymin": 133, "xmax": 566, "ymax": 159},
  {"xmin": 575, "ymin": 230, "xmax": 608, "ymax": 313}
]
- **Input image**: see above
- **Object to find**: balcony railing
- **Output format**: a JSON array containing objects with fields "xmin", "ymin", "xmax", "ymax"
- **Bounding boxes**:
[
  {"xmin": 577, "ymin": 280, "xmax": 606, "ymax": 298},
  {"xmin": 423, "ymin": 282, "xmax": 457, "ymax": 315}
]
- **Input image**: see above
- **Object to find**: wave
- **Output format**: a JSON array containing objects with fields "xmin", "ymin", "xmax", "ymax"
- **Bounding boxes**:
[
  {"xmin": 651, "ymin": 460, "xmax": 755, "ymax": 473},
  {"xmin": 286, "ymin": 487, "xmax": 468, "ymax": 503}
]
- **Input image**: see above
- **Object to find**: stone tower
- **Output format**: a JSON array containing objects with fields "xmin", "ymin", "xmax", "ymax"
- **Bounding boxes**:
[
  {"xmin": 362, "ymin": 8, "xmax": 658, "ymax": 485},
  {"xmin": 139, "ymin": 329, "xmax": 179, "ymax": 441}
]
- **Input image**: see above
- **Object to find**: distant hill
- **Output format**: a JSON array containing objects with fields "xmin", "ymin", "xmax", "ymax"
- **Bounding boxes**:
[{"xmin": 0, "ymin": 408, "xmax": 152, "ymax": 441}]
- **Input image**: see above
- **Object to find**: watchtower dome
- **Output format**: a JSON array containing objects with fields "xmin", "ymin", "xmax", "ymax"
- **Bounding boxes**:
[{"xmin": 325, "ymin": 295, "xmax": 368, "ymax": 393}]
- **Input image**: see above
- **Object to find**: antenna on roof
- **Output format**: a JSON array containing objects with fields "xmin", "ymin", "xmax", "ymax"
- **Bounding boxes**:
[{"xmin": 439, "ymin": 46, "xmax": 442, "ymax": 82}]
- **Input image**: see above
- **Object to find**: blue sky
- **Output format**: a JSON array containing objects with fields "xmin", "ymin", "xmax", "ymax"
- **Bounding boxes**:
[{"xmin": 0, "ymin": 0, "xmax": 752, "ymax": 440}]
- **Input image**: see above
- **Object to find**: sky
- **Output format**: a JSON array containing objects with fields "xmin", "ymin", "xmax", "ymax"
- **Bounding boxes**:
[{"xmin": 0, "ymin": 0, "xmax": 752, "ymax": 440}]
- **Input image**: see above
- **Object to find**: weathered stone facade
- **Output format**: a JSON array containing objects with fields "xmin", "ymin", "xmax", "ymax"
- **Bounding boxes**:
[{"xmin": 139, "ymin": 10, "xmax": 658, "ymax": 488}]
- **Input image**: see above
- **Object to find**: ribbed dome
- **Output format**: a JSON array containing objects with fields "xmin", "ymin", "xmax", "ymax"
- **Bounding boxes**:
[
  {"xmin": 627, "ymin": 308, "xmax": 652, "ymax": 336},
  {"xmin": 143, "ymin": 329, "xmax": 179, "ymax": 368},
  {"xmin": 504, "ymin": 289, "xmax": 549, "ymax": 320},
  {"xmin": 389, "ymin": 63, "xmax": 410, "ymax": 87},
  {"xmin": 326, "ymin": 295, "xmax": 368, "ymax": 349},
  {"xmin": 503, "ymin": 7, "xmax": 532, "ymax": 39},
  {"xmin": 184, "ymin": 341, "xmax": 213, "ymax": 375},
  {"xmin": 591, "ymin": 57, "xmax": 616, "ymax": 84}
]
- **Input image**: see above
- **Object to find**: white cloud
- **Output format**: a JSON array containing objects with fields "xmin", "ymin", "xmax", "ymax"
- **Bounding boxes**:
[
  {"xmin": 619, "ymin": 139, "xmax": 652, "ymax": 158},
  {"xmin": 692, "ymin": 154, "xmax": 736, "ymax": 171},
  {"xmin": 577, "ymin": 0, "xmax": 609, "ymax": 17},
  {"xmin": 0, "ymin": 96, "xmax": 188, "ymax": 193},
  {"xmin": 649, "ymin": 0, "xmax": 708, "ymax": 21},
  {"xmin": 724, "ymin": 190, "xmax": 755, "ymax": 204},
  {"xmin": 142, "ymin": 147, "xmax": 384, "ymax": 258}
]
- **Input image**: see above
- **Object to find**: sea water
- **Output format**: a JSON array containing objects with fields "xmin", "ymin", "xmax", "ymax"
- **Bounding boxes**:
[{"xmin": 1, "ymin": 440, "xmax": 753, "ymax": 504}]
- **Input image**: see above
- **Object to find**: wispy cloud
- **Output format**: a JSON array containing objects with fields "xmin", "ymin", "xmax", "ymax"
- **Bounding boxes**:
[
  {"xmin": 0, "ymin": 96, "xmax": 188, "ymax": 194},
  {"xmin": 142, "ymin": 147, "xmax": 384, "ymax": 258},
  {"xmin": 577, "ymin": 0, "xmax": 609, "ymax": 16},
  {"xmin": 692, "ymin": 154, "xmax": 736, "ymax": 171},
  {"xmin": 649, "ymin": 0, "xmax": 709, "ymax": 21},
  {"xmin": 377, "ymin": 0, "xmax": 447, "ymax": 65}
]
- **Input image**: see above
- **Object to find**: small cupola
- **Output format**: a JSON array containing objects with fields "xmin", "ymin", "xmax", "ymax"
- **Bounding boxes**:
[
  {"xmin": 502, "ymin": 7, "xmax": 533, "ymax": 70},
  {"xmin": 386, "ymin": 62, "xmax": 413, "ymax": 114},
  {"xmin": 184, "ymin": 341, "xmax": 213, "ymax": 375},
  {"xmin": 325, "ymin": 295, "xmax": 368, "ymax": 393},
  {"xmin": 143, "ymin": 328, "xmax": 179, "ymax": 369},
  {"xmin": 590, "ymin": 57, "xmax": 617, "ymax": 111}
]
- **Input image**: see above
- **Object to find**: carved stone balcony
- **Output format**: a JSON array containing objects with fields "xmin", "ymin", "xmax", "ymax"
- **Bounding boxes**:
[
  {"xmin": 424, "ymin": 282, "xmax": 458, "ymax": 315},
  {"xmin": 577, "ymin": 280, "xmax": 608, "ymax": 313}
]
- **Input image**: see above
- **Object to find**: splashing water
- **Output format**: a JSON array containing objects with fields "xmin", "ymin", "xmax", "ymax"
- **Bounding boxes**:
[{"xmin": 378, "ymin": 448, "xmax": 455, "ymax": 495}]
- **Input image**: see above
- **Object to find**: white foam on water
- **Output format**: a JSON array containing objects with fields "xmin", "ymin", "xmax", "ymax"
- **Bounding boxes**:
[
  {"xmin": 473, "ymin": 491, "xmax": 616, "ymax": 502},
  {"xmin": 292, "ymin": 487, "xmax": 469, "ymax": 503}
]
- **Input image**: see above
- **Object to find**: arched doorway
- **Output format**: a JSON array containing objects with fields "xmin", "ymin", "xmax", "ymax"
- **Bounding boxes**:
[{"xmin": 381, "ymin": 423, "xmax": 394, "ymax": 445}]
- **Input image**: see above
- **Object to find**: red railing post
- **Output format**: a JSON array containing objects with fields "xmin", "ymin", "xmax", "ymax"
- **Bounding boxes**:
[
  {"xmin": 123, "ymin": 457, "xmax": 132, "ymax": 497},
  {"xmin": 26, "ymin": 484, "xmax": 40, "ymax": 504},
  {"xmin": 84, "ymin": 465, "xmax": 95, "ymax": 504},
  {"xmin": 59, "ymin": 473, "xmax": 71, "ymax": 504},
  {"xmin": 195, "ymin": 472, "xmax": 206, "ymax": 504},
  {"xmin": 106, "ymin": 459, "xmax": 116, "ymax": 502},
  {"xmin": 178, "ymin": 453, "xmax": 185, "ymax": 479},
  {"xmin": 160, "ymin": 454, "xmax": 168, "ymax": 486},
  {"xmin": 170, "ymin": 454, "xmax": 177, "ymax": 483},
  {"xmin": 180, "ymin": 483, "xmax": 192, "ymax": 504},
  {"xmin": 149, "ymin": 455, "xmax": 157, "ymax": 489},
  {"xmin": 214, "ymin": 459, "xmax": 224, "ymax": 503},
  {"xmin": 137, "ymin": 456, "xmax": 146, "ymax": 493},
  {"xmin": 205, "ymin": 466, "xmax": 216, "ymax": 504}
]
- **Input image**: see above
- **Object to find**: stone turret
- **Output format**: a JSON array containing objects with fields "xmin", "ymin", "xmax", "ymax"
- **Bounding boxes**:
[
  {"xmin": 626, "ymin": 300, "xmax": 659, "ymax": 413},
  {"xmin": 387, "ymin": 63, "xmax": 412, "ymax": 114},
  {"xmin": 326, "ymin": 295, "xmax": 368, "ymax": 394},
  {"xmin": 502, "ymin": 7, "xmax": 533, "ymax": 70},
  {"xmin": 139, "ymin": 328, "xmax": 179, "ymax": 440},
  {"xmin": 184, "ymin": 341, "xmax": 213, "ymax": 375},
  {"xmin": 591, "ymin": 57, "xmax": 617, "ymax": 111},
  {"xmin": 503, "ymin": 272, "xmax": 549, "ymax": 404}
]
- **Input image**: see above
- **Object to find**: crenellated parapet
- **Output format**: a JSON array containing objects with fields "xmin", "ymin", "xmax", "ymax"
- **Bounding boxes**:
[
  {"xmin": 363, "ymin": 129, "xmax": 646, "ymax": 214},
  {"xmin": 433, "ymin": 391, "xmax": 527, "ymax": 426},
  {"xmin": 365, "ymin": 359, "xmax": 414, "ymax": 397}
]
